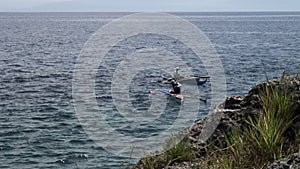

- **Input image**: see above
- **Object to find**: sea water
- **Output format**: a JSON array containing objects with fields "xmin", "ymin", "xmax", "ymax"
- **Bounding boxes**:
[{"xmin": 0, "ymin": 12, "xmax": 299, "ymax": 168}]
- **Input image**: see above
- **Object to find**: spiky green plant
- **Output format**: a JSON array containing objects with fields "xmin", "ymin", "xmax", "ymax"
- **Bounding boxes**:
[
  {"xmin": 205, "ymin": 83, "xmax": 297, "ymax": 169},
  {"xmin": 249, "ymin": 85, "xmax": 296, "ymax": 154}
]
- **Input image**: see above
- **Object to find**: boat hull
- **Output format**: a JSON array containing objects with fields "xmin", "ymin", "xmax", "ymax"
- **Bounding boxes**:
[
  {"xmin": 177, "ymin": 77, "xmax": 207, "ymax": 85},
  {"xmin": 161, "ymin": 76, "xmax": 208, "ymax": 85}
]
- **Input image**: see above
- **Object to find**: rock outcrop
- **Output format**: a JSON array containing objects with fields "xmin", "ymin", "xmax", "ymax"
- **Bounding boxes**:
[
  {"xmin": 133, "ymin": 75, "xmax": 300, "ymax": 169},
  {"xmin": 267, "ymin": 153, "xmax": 300, "ymax": 169},
  {"xmin": 188, "ymin": 74, "xmax": 300, "ymax": 151}
]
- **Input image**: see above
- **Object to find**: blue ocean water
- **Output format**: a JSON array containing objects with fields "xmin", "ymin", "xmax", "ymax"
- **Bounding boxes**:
[{"xmin": 0, "ymin": 12, "xmax": 299, "ymax": 168}]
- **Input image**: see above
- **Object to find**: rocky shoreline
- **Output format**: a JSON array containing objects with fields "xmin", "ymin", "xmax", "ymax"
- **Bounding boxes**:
[{"xmin": 132, "ymin": 74, "xmax": 300, "ymax": 169}]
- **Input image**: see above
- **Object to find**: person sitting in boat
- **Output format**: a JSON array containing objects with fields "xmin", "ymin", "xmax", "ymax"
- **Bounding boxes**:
[
  {"xmin": 173, "ymin": 67, "xmax": 181, "ymax": 79},
  {"xmin": 169, "ymin": 79, "xmax": 181, "ymax": 94}
]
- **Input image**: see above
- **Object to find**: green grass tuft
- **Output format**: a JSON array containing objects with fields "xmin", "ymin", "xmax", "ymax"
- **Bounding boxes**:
[
  {"xmin": 209, "ymin": 84, "xmax": 297, "ymax": 168},
  {"xmin": 163, "ymin": 137, "xmax": 195, "ymax": 163},
  {"xmin": 135, "ymin": 137, "xmax": 196, "ymax": 169}
]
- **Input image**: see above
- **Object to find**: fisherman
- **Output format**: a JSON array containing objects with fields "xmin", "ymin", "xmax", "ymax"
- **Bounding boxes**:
[
  {"xmin": 173, "ymin": 67, "xmax": 181, "ymax": 79},
  {"xmin": 169, "ymin": 78, "xmax": 181, "ymax": 94}
]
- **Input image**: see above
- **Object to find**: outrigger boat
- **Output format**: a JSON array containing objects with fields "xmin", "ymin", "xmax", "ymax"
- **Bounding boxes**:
[
  {"xmin": 160, "ymin": 67, "xmax": 210, "ymax": 86},
  {"xmin": 152, "ymin": 68, "xmax": 208, "ymax": 103}
]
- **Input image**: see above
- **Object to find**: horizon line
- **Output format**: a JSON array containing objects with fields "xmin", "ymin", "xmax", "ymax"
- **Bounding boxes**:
[{"xmin": 1, "ymin": 10, "xmax": 300, "ymax": 13}]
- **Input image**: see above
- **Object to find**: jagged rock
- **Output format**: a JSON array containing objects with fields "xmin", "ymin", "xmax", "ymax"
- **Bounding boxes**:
[
  {"xmin": 266, "ymin": 153, "xmax": 300, "ymax": 169},
  {"xmin": 132, "ymin": 75, "xmax": 300, "ymax": 169},
  {"xmin": 188, "ymin": 93, "xmax": 261, "ymax": 149},
  {"xmin": 224, "ymin": 96, "xmax": 244, "ymax": 109}
]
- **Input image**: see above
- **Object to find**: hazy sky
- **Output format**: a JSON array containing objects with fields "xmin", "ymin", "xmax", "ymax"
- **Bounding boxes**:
[{"xmin": 1, "ymin": 0, "xmax": 300, "ymax": 12}]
